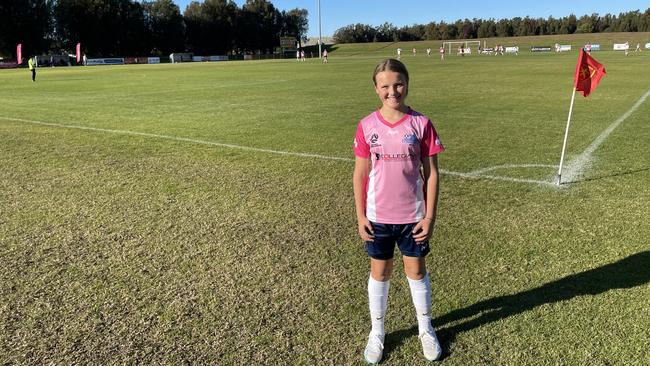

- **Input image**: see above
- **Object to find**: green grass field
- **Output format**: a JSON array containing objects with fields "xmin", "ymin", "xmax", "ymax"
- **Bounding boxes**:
[{"xmin": 1, "ymin": 32, "xmax": 649, "ymax": 365}]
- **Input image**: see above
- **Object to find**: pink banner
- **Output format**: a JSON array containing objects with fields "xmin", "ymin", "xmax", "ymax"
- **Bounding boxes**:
[
  {"xmin": 17, "ymin": 44, "xmax": 22, "ymax": 64},
  {"xmin": 76, "ymin": 43, "xmax": 81, "ymax": 63}
]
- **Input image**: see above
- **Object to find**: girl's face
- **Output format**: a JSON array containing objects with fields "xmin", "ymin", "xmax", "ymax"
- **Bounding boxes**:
[{"xmin": 374, "ymin": 71, "xmax": 408, "ymax": 110}]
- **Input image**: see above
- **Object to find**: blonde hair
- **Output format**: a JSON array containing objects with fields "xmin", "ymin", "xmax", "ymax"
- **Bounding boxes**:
[{"xmin": 372, "ymin": 58, "xmax": 409, "ymax": 86}]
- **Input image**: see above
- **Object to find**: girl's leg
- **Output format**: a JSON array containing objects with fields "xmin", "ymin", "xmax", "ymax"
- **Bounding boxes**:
[
  {"xmin": 365, "ymin": 258, "xmax": 393, "ymax": 363},
  {"xmin": 403, "ymin": 256, "xmax": 426, "ymax": 280},
  {"xmin": 404, "ymin": 256, "xmax": 442, "ymax": 361},
  {"xmin": 370, "ymin": 257, "xmax": 393, "ymax": 281},
  {"xmin": 403, "ymin": 256, "xmax": 432, "ymax": 333},
  {"xmin": 368, "ymin": 258, "xmax": 393, "ymax": 335}
]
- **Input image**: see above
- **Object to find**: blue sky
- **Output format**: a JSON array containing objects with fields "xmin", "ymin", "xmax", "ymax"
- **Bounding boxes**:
[{"xmin": 172, "ymin": 0, "xmax": 650, "ymax": 37}]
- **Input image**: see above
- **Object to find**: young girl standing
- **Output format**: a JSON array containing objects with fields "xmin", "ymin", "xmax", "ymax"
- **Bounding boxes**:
[{"xmin": 353, "ymin": 59, "xmax": 444, "ymax": 364}]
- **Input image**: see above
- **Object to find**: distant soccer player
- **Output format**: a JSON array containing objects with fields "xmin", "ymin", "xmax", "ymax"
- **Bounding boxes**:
[
  {"xmin": 322, "ymin": 49, "xmax": 328, "ymax": 63},
  {"xmin": 353, "ymin": 59, "xmax": 444, "ymax": 364},
  {"xmin": 439, "ymin": 46, "xmax": 444, "ymax": 61},
  {"xmin": 426, "ymin": 48, "xmax": 431, "ymax": 56},
  {"xmin": 28, "ymin": 57, "xmax": 36, "ymax": 82}
]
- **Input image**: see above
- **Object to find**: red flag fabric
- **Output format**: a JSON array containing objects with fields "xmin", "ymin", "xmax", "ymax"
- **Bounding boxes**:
[
  {"xmin": 573, "ymin": 48, "xmax": 606, "ymax": 97},
  {"xmin": 17, "ymin": 44, "xmax": 22, "ymax": 65}
]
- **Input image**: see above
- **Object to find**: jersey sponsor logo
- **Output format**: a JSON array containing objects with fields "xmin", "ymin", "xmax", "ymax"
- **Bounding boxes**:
[
  {"xmin": 402, "ymin": 133, "xmax": 418, "ymax": 144},
  {"xmin": 374, "ymin": 152, "xmax": 417, "ymax": 161},
  {"xmin": 435, "ymin": 137, "xmax": 441, "ymax": 146}
]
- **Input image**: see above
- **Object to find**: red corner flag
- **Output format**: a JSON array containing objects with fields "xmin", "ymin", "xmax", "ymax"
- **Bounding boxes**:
[{"xmin": 573, "ymin": 49, "xmax": 606, "ymax": 97}]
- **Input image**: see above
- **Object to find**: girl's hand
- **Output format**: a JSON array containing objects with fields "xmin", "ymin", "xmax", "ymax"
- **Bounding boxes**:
[
  {"xmin": 358, "ymin": 217, "xmax": 374, "ymax": 242},
  {"xmin": 412, "ymin": 217, "xmax": 434, "ymax": 243}
]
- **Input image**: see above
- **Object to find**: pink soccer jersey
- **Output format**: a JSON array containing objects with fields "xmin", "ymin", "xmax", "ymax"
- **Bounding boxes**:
[{"xmin": 354, "ymin": 109, "xmax": 444, "ymax": 224}]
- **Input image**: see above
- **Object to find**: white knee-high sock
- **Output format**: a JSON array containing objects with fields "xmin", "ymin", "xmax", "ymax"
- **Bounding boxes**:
[
  {"xmin": 368, "ymin": 275, "xmax": 390, "ymax": 336},
  {"xmin": 407, "ymin": 273, "xmax": 434, "ymax": 334}
]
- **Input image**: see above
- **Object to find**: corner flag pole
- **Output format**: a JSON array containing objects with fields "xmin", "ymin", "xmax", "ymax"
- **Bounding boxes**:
[{"xmin": 557, "ymin": 87, "xmax": 577, "ymax": 186}]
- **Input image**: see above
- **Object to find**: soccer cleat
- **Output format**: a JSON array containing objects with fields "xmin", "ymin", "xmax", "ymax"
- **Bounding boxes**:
[
  {"xmin": 419, "ymin": 330, "xmax": 442, "ymax": 361},
  {"xmin": 364, "ymin": 332, "xmax": 384, "ymax": 364}
]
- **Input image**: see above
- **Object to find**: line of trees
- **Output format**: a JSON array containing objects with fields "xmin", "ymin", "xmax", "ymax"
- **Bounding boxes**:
[
  {"xmin": 0, "ymin": 0, "xmax": 308, "ymax": 59},
  {"xmin": 333, "ymin": 9, "xmax": 650, "ymax": 43}
]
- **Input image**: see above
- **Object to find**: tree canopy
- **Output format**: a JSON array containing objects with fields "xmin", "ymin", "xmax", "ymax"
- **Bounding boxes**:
[
  {"xmin": 0, "ymin": 0, "xmax": 308, "ymax": 58},
  {"xmin": 333, "ymin": 9, "xmax": 650, "ymax": 43}
]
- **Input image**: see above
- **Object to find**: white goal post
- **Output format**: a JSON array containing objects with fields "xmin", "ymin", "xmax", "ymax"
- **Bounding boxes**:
[{"xmin": 442, "ymin": 40, "xmax": 481, "ymax": 55}]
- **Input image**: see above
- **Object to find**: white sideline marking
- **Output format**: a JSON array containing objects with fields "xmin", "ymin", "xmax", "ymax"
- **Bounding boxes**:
[
  {"xmin": 2, "ymin": 85, "xmax": 649, "ymax": 190},
  {"xmin": 0, "ymin": 116, "xmax": 557, "ymax": 186},
  {"xmin": 560, "ymin": 88, "xmax": 650, "ymax": 183},
  {"xmin": 0, "ymin": 117, "xmax": 353, "ymax": 162}
]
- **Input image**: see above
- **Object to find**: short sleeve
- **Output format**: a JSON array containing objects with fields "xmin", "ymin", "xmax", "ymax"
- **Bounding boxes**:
[
  {"xmin": 421, "ymin": 120, "xmax": 445, "ymax": 158},
  {"xmin": 353, "ymin": 122, "xmax": 370, "ymax": 158}
]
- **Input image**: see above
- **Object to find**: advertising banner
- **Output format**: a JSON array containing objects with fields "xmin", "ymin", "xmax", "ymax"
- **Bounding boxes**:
[
  {"xmin": 531, "ymin": 46, "xmax": 551, "ymax": 52},
  {"xmin": 192, "ymin": 55, "xmax": 228, "ymax": 62},
  {"xmin": 645, "ymin": 43, "xmax": 650, "ymax": 49},
  {"xmin": 86, "ymin": 58, "xmax": 124, "ymax": 66},
  {"xmin": 613, "ymin": 43, "xmax": 629, "ymax": 50},
  {"xmin": 558, "ymin": 45, "xmax": 572, "ymax": 52},
  {"xmin": 147, "ymin": 57, "xmax": 160, "ymax": 64}
]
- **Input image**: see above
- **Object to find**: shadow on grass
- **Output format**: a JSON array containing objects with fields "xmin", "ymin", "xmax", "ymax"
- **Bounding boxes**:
[
  {"xmin": 384, "ymin": 251, "xmax": 650, "ymax": 359},
  {"xmin": 569, "ymin": 167, "xmax": 650, "ymax": 185}
]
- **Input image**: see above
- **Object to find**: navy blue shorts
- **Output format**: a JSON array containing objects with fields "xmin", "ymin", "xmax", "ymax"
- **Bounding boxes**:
[{"xmin": 364, "ymin": 222, "xmax": 430, "ymax": 260}]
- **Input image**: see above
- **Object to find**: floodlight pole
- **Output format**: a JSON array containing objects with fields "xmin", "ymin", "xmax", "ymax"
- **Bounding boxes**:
[
  {"xmin": 318, "ymin": 0, "xmax": 322, "ymax": 58},
  {"xmin": 557, "ymin": 88, "xmax": 577, "ymax": 186}
]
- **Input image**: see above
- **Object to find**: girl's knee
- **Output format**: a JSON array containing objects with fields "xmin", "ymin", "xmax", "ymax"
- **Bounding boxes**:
[
  {"xmin": 370, "ymin": 259, "xmax": 394, "ymax": 281},
  {"xmin": 371, "ymin": 271, "xmax": 392, "ymax": 282},
  {"xmin": 405, "ymin": 270, "xmax": 425, "ymax": 280},
  {"xmin": 403, "ymin": 258, "xmax": 427, "ymax": 280}
]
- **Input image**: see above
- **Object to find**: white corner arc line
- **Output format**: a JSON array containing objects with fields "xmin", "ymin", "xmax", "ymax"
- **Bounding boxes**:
[{"xmin": 469, "ymin": 164, "xmax": 557, "ymax": 176}]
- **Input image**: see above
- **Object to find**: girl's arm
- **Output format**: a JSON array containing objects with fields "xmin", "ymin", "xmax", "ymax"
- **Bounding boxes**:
[
  {"xmin": 353, "ymin": 156, "xmax": 374, "ymax": 241},
  {"xmin": 412, "ymin": 154, "xmax": 440, "ymax": 242}
]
